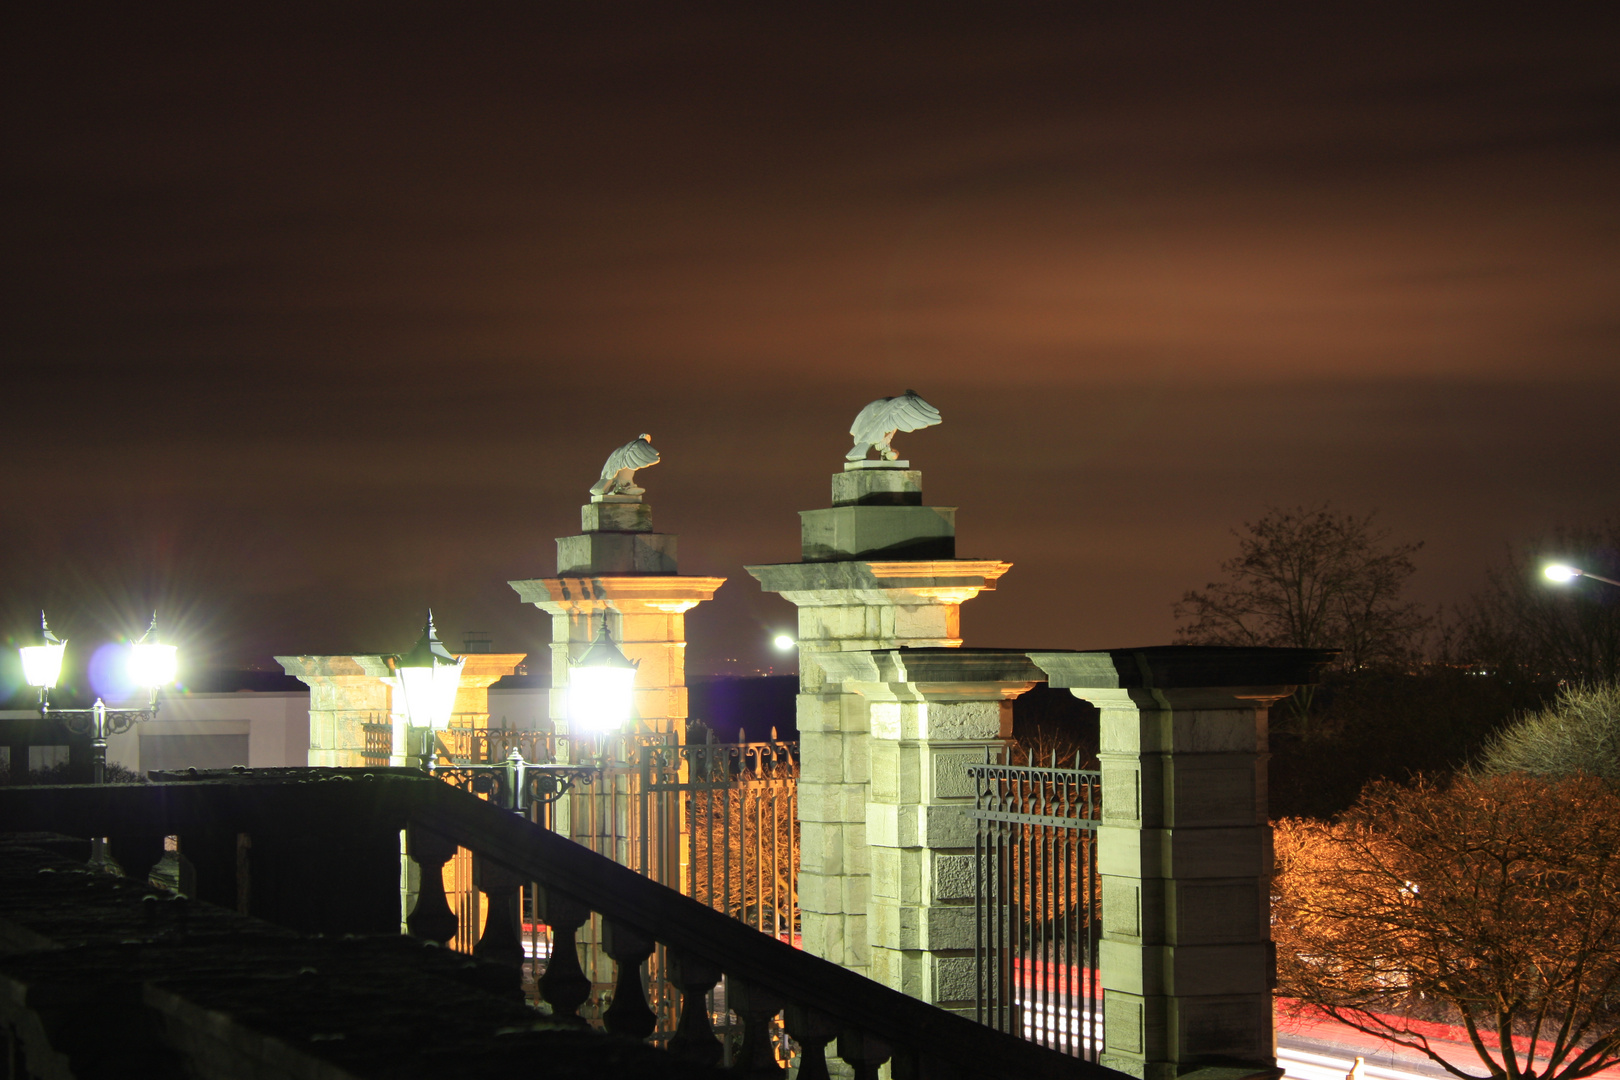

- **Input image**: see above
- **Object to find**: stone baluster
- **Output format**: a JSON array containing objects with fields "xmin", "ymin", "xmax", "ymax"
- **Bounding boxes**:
[
  {"xmin": 666, "ymin": 951, "xmax": 723, "ymax": 1065},
  {"xmin": 535, "ymin": 887, "xmax": 593, "ymax": 1022},
  {"xmin": 107, "ymin": 834, "xmax": 166, "ymax": 886},
  {"xmin": 726, "ymin": 977, "xmax": 787, "ymax": 1078},
  {"xmin": 404, "ymin": 823, "xmax": 458, "ymax": 945},
  {"xmin": 601, "ymin": 919, "xmax": 657, "ymax": 1038},
  {"xmin": 471, "ymin": 853, "xmax": 526, "ymax": 969},
  {"xmin": 836, "ymin": 1030, "xmax": 892, "ymax": 1080},
  {"xmin": 782, "ymin": 1005, "xmax": 839, "ymax": 1080}
]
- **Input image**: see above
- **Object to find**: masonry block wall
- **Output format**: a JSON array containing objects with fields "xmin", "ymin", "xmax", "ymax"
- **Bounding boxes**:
[
  {"xmin": 819, "ymin": 650, "xmax": 1040, "ymax": 1016},
  {"xmin": 1032, "ymin": 648, "xmax": 1329, "ymax": 1080}
]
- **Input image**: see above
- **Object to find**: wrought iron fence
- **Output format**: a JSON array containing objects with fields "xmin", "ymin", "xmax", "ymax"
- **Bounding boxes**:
[
  {"xmin": 638, "ymin": 730, "xmax": 799, "ymax": 944},
  {"xmin": 969, "ymin": 746, "xmax": 1102, "ymax": 1061},
  {"xmin": 361, "ymin": 716, "xmax": 394, "ymax": 768}
]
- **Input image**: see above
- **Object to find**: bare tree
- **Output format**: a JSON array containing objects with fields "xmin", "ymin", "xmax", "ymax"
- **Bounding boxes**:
[
  {"xmin": 1475, "ymin": 682, "xmax": 1620, "ymax": 785},
  {"xmin": 1274, "ymin": 773, "xmax": 1620, "ymax": 1080},
  {"xmin": 1174, "ymin": 505, "xmax": 1430, "ymax": 733},
  {"xmin": 1454, "ymin": 523, "xmax": 1620, "ymax": 684}
]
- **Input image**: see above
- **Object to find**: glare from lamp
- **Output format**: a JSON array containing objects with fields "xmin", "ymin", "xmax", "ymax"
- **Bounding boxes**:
[
  {"xmin": 569, "ymin": 616, "xmax": 639, "ymax": 733},
  {"xmin": 569, "ymin": 664, "xmax": 637, "ymax": 733},
  {"xmin": 395, "ymin": 662, "xmax": 463, "ymax": 730},
  {"xmin": 1544, "ymin": 564, "xmax": 1582, "ymax": 583},
  {"xmin": 128, "ymin": 614, "xmax": 178, "ymax": 689},
  {"xmin": 128, "ymin": 642, "xmax": 178, "ymax": 689},
  {"xmin": 19, "ymin": 613, "xmax": 66, "ymax": 689},
  {"xmin": 773, "ymin": 634, "xmax": 795, "ymax": 651}
]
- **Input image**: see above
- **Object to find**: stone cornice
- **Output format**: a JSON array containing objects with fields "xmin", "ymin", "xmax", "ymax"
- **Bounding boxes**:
[
  {"xmin": 819, "ymin": 648, "xmax": 1043, "ymax": 702},
  {"xmin": 509, "ymin": 576, "xmax": 726, "ymax": 614},
  {"xmin": 746, "ymin": 559, "xmax": 1011, "ymax": 604},
  {"xmin": 275, "ymin": 655, "xmax": 393, "ymax": 681},
  {"xmin": 1030, "ymin": 646, "xmax": 1338, "ymax": 709},
  {"xmin": 454, "ymin": 653, "xmax": 528, "ymax": 688}
]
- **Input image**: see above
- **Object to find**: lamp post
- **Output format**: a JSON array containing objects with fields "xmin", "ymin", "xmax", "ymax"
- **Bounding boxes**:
[
  {"xmin": 1545, "ymin": 564, "xmax": 1620, "ymax": 589},
  {"xmin": 389, "ymin": 611, "xmax": 466, "ymax": 773},
  {"xmin": 19, "ymin": 611, "xmax": 177, "ymax": 785}
]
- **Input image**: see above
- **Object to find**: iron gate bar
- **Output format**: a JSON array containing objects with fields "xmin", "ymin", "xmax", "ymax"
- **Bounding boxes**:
[{"xmin": 968, "ymin": 748, "xmax": 1102, "ymax": 1061}]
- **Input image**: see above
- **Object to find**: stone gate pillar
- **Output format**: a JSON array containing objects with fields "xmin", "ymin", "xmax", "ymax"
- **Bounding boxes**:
[
  {"xmin": 747, "ymin": 461, "xmax": 1010, "ymax": 979},
  {"xmin": 510, "ymin": 493, "xmax": 725, "ymax": 741},
  {"xmin": 277, "ymin": 652, "xmax": 528, "ymax": 767},
  {"xmin": 819, "ymin": 649, "xmax": 1040, "ymax": 1013},
  {"xmin": 510, "ymin": 492, "xmax": 723, "ymax": 869},
  {"xmin": 274, "ymin": 655, "xmax": 393, "ymax": 766},
  {"xmin": 1030, "ymin": 648, "xmax": 1331, "ymax": 1080}
]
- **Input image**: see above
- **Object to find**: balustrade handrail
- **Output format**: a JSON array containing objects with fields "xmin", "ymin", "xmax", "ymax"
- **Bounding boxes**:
[{"xmin": 0, "ymin": 772, "xmax": 1123, "ymax": 1080}]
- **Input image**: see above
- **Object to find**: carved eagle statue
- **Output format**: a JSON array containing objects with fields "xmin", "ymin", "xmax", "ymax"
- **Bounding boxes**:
[
  {"xmin": 590, "ymin": 434, "xmax": 660, "ymax": 497},
  {"xmin": 846, "ymin": 390, "xmax": 942, "ymax": 461}
]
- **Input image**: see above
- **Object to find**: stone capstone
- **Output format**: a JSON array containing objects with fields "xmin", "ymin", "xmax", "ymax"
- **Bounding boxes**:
[
  {"xmin": 556, "ymin": 531, "xmax": 677, "ymax": 574},
  {"xmin": 800, "ymin": 506, "xmax": 956, "ymax": 562},
  {"xmin": 831, "ymin": 467, "xmax": 923, "ymax": 507},
  {"xmin": 582, "ymin": 501, "xmax": 654, "ymax": 532}
]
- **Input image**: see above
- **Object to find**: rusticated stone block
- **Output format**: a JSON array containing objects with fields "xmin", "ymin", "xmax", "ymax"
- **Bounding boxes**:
[
  {"xmin": 1169, "ymin": 880, "xmax": 1263, "ymax": 945},
  {"xmin": 930, "ymin": 955, "xmax": 977, "ymax": 1005},
  {"xmin": 930, "ymin": 853, "xmax": 974, "ymax": 902},
  {"xmin": 927, "ymin": 748, "xmax": 981, "ymax": 800}
]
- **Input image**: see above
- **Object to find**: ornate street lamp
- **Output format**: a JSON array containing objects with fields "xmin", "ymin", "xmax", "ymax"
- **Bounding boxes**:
[
  {"xmin": 390, "ymin": 611, "xmax": 465, "ymax": 772},
  {"xmin": 1545, "ymin": 564, "xmax": 1620, "ymax": 588},
  {"xmin": 569, "ymin": 615, "xmax": 639, "ymax": 735},
  {"xmin": 18, "ymin": 612, "xmax": 66, "ymax": 697},
  {"xmin": 402, "ymin": 611, "xmax": 600, "ymax": 816},
  {"xmin": 18, "ymin": 611, "xmax": 178, "ymax": 785}
]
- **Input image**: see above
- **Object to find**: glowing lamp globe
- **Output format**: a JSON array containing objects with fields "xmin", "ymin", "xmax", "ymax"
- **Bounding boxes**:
[
  {"xmin": 393, "ymin": 612, "xmax": 465, "ymax": 731},
  {"xmin": 569, "ymin": 621, "xmax": 638, "ymax": 733},
  {"xmin": 128, "ymin": 642, "xmax": 178, "ymax": 688},
  {"xmin": 19, "ymin": 613, "xmax": 66, "ymax": 689},
  {"xmin": 1545, "ymin": 564, "xmax": 1582, "ymax": 583},
  {"xmin": 126, "ymin": 613, "xmax": 178, "ymax": 689},
  {"xmin": 773, "ymin": 634, "xmax": 795, "ymax": 651}
]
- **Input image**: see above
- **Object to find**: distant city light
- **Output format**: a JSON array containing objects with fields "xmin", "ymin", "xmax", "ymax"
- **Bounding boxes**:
[{"xmin": 773, "ymin": 634, "xmax": 795, "ymax": 651}]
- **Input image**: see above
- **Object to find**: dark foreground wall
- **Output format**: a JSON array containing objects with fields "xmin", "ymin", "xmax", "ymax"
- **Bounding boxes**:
[{"xmin": 0, "ymin": 837, "xmax": 723, "ymax": 1080}]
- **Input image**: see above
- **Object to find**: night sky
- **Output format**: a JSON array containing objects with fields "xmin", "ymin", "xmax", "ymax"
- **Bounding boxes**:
[{"xmin": 4, "ymin": 5, "xmax": 1619, "ymax": 684}]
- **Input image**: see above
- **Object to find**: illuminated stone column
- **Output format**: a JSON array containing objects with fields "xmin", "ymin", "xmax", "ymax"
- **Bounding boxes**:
[
  {"xmin": 510, "ymin": 494, "xmax": 724, "ymax": 742},
  {"xmin": 819, "ymin": 649, "xmax": 1039, "ymax": 1015},
  {"xmin": 748, "ymin": 462, "xmax": 1010, "ymax": 979},
  {"xmin": 1030, "ymin": 648, "xmax": 1329, "ymax": 1080},
  {"xmin": 275, "ymin": 655, "xmax": 393, "ymax": 767},
  {"xmin": 277, "ymin": 652, "xmax": 527, "ymax": 767},
  {"xmin": 510, "ymin": 495, "xmax": 723, "ymax": 870}
]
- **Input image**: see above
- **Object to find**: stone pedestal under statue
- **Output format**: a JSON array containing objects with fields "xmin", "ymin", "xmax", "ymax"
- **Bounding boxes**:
[
  {"xmin": 510, "ymin": 492, "xmax": 723, "ymax": 873},
  {"xmin": 748, "ymin": 461, "xmax": 1009, "ymax": 980},
  {"xmin": 510, "ymin": 494, "xmax": 724, "ymax": 743}
]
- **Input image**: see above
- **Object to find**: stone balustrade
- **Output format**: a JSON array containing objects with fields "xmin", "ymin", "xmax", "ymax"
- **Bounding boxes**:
[{"xmin": 0, "ymin": 771, "xmax": 1124, "ymax": 1080}]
